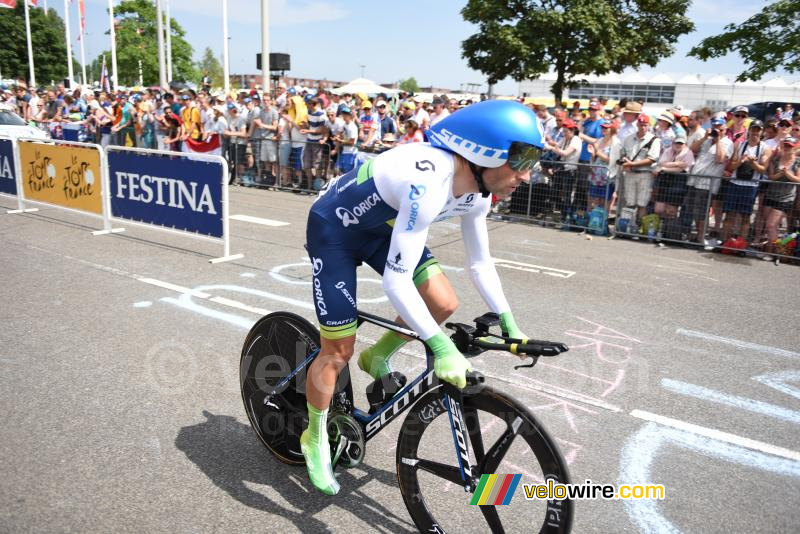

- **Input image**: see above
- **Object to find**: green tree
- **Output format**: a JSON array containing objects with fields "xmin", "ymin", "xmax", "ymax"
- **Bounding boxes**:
[
  {"xmin": 196, "ymin": 47, "xmax": 224, "ymax": 88},
  {"xmin": 90, "ymin": 0, "xmax": 197, "ymax": 87},
  {"xmin": 689, "ymin": 0, "xmax": 800, "ymax": 82},
  {"xmin": 461, "ymin": 0, "xmax": 695, "ymax": 102},
  {"xmin": 398, "ymin": 77, "xmax": 420, "ymax": 93},
  {"xmin": 0, "ymin": 3, "xmax": 78, "ymax": 86}
]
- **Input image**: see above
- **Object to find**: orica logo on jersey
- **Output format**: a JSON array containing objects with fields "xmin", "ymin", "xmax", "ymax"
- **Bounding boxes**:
[
  {"xmin": 312, "ymin": 257, "xmax": 324, "ymax": 276},
  {"xmin": 428, "ymin": 128, "xmax": 508, "ymax": 167},
  {"xmin": 406, "ymin": 184, "xmax": 425, "ymax": 231},
  {"xmin": 313, "ymin": 277, "xmax": 327, "ymax": 316},
  {"xmin": 409, "ymin": 184, "xmax": 426, "ymax": 201},
  {"xmin": 335, "ymin": 191, "xmax": 381, "ymax": 227}
]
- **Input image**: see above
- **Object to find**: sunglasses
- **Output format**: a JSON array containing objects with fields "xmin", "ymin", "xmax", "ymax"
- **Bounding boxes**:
[
  {"xmin": 507, "ymin": 142, "xmax": 542, "ymax": 172},
  {"xmin": 735, "ymin": 114, "xmax": 747, "ymax": 118}
]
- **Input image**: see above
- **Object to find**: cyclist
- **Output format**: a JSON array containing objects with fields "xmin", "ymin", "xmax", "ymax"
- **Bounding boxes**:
[{"xmin": 302, "ymin": 100, "xmax": 543, "ymax": 495}]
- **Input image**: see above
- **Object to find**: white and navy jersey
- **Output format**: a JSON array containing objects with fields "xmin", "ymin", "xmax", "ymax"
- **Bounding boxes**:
[{"xmin": 310, "ymin": 143, "xmax": 511, "ymax": 340}]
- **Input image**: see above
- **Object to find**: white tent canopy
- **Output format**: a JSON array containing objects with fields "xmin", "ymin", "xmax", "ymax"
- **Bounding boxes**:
[{"xmin": 331, "ymin": 78, "xmax": 398, "ymax": 96}]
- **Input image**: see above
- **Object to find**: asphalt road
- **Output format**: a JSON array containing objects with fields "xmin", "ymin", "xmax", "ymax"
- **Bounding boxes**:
[{"xmin": 1, "ymin": 186, "xmax": 798, "ymax": 533}]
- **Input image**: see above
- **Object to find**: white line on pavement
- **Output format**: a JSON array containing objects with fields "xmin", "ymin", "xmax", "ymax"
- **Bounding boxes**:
[
  {"xmin": 630, "ymin": 409, "xmax": 800, "ymax": 462},
  {"xmin": 209, "ymin": 296, "xmax": 270, "ymax": 315},
  {"xmin": 676, "ymin": 328, "xmax": 800, "ymax": 358},
  {"xmin": 137, "ymin": 277, "xmax": 212, "ymax": 299},
  {"xmin": 492, "ymin": 257, "xmax": 576, "ymax": 278},
  {"xmin": 229, "ymin": 214, "xmax": 290, "ymax": 226},
  {"xmin": 661, "ymin": 378, "xmax": 800, "ymax": 425}
]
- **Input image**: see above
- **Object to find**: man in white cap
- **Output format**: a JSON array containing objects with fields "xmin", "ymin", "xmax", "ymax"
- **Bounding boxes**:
[{"xmin": 275, "ymin": 81, "xmax": 288, "ymax": 109}]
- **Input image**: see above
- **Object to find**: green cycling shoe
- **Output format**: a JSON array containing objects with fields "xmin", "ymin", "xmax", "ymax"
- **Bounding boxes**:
[{"xmin": 301, "ymin": 403, "xmax": 340, "ymax": 496}]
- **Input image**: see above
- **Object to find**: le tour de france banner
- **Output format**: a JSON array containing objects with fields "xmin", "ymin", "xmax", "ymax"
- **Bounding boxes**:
[
  {"xmin": 0, "ymin": 138, "xmax": 16, "ymax": 196},
  {"xmin": 107, "ymin": 151, "xmax": 224, "ymax": 238},
  {"xmin": 18, "ymin": 141, "xmax": 103, "ymax": 214}
]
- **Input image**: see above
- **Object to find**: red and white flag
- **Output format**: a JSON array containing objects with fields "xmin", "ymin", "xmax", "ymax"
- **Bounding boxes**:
[
  {"xmin": 0, "ymin": 1, "xmax": 17, "ymax": 9},
  {"xmin": 184, "ymin": 135, "xmax": 222, "ymax": 156}
]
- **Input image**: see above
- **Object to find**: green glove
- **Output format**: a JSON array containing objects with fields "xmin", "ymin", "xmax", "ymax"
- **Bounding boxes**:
[
  {"xmin": 500, "ymin": 311, "xmax": 528, "ymax": 341},
  {"xmin": 427, "ymin": 332, "xmax": 472, "ymax": 389}
]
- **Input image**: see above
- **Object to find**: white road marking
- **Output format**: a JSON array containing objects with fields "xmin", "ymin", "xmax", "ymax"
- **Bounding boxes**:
[
  {"xmin": 209, "ymin": 296, "xmax": 270, "ymax": 315},
  {"xmin": 661, "ymin": 378, "xmax": 800, "ymax": 425},
  {"xmin": 620, "ymin": 420, "xmax": 800, "ymax": 534},
  {"xmin": 133, "ymin": 301, "xmax": 153, "ymax": 308},
  {"xmin": 521, "ymin": 239, "xmax": 555, "ymax": 248},
  {"xmin": 137, "ymin": 277, "xmax": 212, "ymax": 299},
  {"xmin": 630, "ymin": 409, "xmax": 800, "ymax": 462},
  {"xmin": 647, "ymin": 264, "xmax": 719, "ymax": 282},
  {"xmin": 439, "ymin": 264, "xmax": 464, "ymax": 272},
  {"xmin": 229, "ymin": 214, "xmax": 290, "ymax": 226},
  {"xmin": 676, "ymin": 328, "xmax": 800, "ymax": 359},
  {"xmin": 492, "ymin": 257, "xmax": 575, "ymax": 279},
  {"xmin": 753, "ymin": 370, "xmax": 800, "ymax": 401}
]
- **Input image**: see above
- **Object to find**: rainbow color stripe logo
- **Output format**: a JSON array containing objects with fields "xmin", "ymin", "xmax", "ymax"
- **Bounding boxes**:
[{"xmin": 469, "ymin": 474, "xmax": 522, "ymax": 505}]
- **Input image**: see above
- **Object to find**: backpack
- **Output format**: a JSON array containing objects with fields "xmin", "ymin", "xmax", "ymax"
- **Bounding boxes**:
[
  {"xmin": 639, "ymin": 213, "xmax": 661, "ymax": 235},
  {"xmin": 587, "ymin": 206, "xmax": 609, "ymax": 235}
]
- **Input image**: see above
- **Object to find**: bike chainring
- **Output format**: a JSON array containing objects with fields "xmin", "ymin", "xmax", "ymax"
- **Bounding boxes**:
[{"xmin": 328, "ymin": 411, "xmax": 366, "ymax": 468}]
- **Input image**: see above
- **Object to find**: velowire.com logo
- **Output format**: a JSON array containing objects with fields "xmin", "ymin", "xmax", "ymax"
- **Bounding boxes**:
[{"xmin": 469, "ymin": 474, "xmax": 522, "ymax": 506}]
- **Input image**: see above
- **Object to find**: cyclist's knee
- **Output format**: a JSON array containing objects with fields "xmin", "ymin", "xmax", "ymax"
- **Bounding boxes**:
[
  {"xmin": 319, "ymin": 336, "xmax": 356, "ymax": 369},
  {"xmin": 434, "ymin": 293, "xmax": 459, "ymax": 321}
]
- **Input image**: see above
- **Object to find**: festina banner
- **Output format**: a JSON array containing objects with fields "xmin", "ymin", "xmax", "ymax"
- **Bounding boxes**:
[{"xmin": 108, "ymin": 150, "xmax": 224, "ymax": 238}]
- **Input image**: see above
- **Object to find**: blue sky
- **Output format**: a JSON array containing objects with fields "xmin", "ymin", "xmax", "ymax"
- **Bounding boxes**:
[{"xmin": 41, "ymin": 0, "xmax": 787, "ymax": 94}]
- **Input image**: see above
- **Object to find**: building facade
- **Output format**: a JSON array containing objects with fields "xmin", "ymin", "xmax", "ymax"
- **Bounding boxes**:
[{"xmin": 518, "ymin": 72, "xmax": 800, "ymax": 111}]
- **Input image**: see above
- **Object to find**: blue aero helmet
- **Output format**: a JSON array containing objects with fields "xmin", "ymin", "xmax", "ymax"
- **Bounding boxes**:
[{"xmin": 427, "ymin": 99, "xmax": 544, "ymax": 172}]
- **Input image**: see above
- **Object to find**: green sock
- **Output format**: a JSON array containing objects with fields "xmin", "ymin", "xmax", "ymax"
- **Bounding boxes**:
[
  {"xmin": 306, "ymin": 402, "xmax": 327, "ymax": 443},
  {"xmin": 301, "ymin": 402, "xmax": 340, "ymax": 495},
  {"xmin": 358, "ymin": 330, "xmax": 407, "ymax": 379}
]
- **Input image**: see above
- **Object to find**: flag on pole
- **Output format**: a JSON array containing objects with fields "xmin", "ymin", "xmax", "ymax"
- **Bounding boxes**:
[
  {"xmin": 29, "ymin": 0, "xmax": 37, "ymax": 6},
  {"xmin": 0, "ymin": 1, "xmax": 17, "ymax": 9},
  {"xmin": 100, "ymin": 55, "xmax": 111, "ymax": 92},
  {"xmin": 76, "ymin": 0, "xmax": 85, "ymax": 40}
]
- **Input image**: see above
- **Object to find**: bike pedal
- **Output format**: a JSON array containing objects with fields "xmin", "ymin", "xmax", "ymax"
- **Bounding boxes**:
[{"xmin": 366, "ymin": 372, "xmax": 407, "ymax": 414}]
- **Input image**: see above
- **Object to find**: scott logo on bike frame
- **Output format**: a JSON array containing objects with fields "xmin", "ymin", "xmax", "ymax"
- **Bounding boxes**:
[{"xmin": 365, "ymin": 371, "xmax": 437, "ymax": 438}]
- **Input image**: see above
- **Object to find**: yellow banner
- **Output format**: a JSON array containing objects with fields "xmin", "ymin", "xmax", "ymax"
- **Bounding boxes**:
[{"xmin": 18, "ymin": 141, "xmax": 103, "ymax": 214}]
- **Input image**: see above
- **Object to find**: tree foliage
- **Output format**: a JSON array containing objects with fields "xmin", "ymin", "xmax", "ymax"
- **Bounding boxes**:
[
  {"xmin": 90, "ymin": 0, "xmax": 197, "ymax": 87},
  {"xmin": 0, "ymin": 3, "xmax": 75, "ymax": 86},
  {"xmin": 196, "ymin": 47, "xmax": 224, "ymax": 88},
  {"xmin": 398, "ymin": 77, "xmax": 420, "ymax": 93},
  {"xmin": 688, "ymin": 0, "xmax": 800, "ymax": 82},
  {"xmin": 461, "ymin": 0, "xmax": 695, "ymax": 102}
]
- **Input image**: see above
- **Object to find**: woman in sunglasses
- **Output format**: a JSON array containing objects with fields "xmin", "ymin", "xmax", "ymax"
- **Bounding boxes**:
[{"xmin": 727, "ymin": 106, "xmax": 750, "ymax": 144}]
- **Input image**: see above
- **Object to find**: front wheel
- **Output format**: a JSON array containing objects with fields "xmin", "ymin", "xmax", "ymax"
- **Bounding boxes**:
[{"xmin": 396, "ymin": 386, "xmax": 573, "ymax": 533}]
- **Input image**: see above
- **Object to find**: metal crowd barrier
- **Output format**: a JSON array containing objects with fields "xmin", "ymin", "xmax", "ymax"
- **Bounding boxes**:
[
  {"xmin": 222, "ymin": 138, "xmax": 388, "ymax": 194},
  {"xmin": 497, "ymin": 160, "xmax": 800, "ymax": 263},
  {"xmin": 212, "ymin": 137, "xmax": 800, "ymax": 264}
]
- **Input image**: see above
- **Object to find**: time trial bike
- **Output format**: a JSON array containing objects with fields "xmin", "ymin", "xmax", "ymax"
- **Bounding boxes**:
[{"xmin": 240, "ymin": 309, "xmax": 573, "ymax": 533}]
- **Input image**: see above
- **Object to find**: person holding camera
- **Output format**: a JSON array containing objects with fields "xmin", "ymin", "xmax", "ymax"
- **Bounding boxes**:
[
  {"xmin": 686, "ymin": 113, "xmax": 734, "ymax": 248},
  {"xmin": 721, "ymin": 120, "xmax": 770, "ymax": 243},
  {"xmin": 619, "ymin": 114, "xmax": 661, "ymax": 225}
]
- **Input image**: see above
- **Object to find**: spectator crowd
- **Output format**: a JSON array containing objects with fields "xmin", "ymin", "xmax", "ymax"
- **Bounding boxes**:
[{"xmin": 2, "ymin": 78, "xmax": 798, "ymax": 260}]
